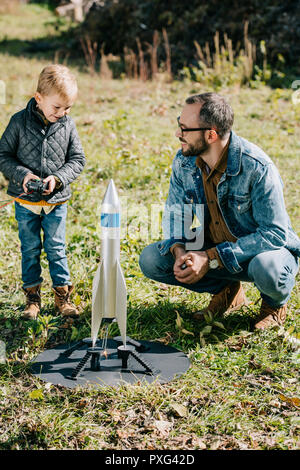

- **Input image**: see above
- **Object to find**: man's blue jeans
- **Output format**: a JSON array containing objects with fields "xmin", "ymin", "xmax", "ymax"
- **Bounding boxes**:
[
  {"xmin": 15, "ymin": 202, "xmax": 71, "ymax": 289},
  {"xmin": 139, "ymin": 241, "xmax": 299, "ymax": 308}
]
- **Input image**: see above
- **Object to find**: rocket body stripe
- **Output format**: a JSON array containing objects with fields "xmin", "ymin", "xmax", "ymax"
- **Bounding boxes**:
[{"xmin": 101, "ymin": 213, "xmax": 120, "ymax": 227}]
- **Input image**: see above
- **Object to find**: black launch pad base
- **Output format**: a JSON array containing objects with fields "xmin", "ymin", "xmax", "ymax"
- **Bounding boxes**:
[{"xmin": 31, "ymin": 337, "xmax": 190, "ymax": 389}]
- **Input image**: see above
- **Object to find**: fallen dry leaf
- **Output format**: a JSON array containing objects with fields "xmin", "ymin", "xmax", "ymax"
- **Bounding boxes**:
[
  {"xmin": 279, "ymin": 394, "xmax": 300, "ymax": 408},
  {"xmin": 77, "ymin": 400, "xmax": 88, "ymax": 409},
  {"xmin": 153, "ymin": 419, "xmax": 173, "ymax": 437},
  {"xmin": 210, "ymin": 439, "xmax": 222, "ymax": 450},
  {"xmin": 169, "ymin": 402, "xmax": 188, "ymax": 417},
  {"xmin": 117, "ymin": 429, "xmax": 129, "ymax": 439},
  {"xmin": 193, "ymin": 438, "xmax": 206, "ymax": 449},
  {"xmin": 181, "ymin": 328, "xmax": 194, "ymax": 336}
]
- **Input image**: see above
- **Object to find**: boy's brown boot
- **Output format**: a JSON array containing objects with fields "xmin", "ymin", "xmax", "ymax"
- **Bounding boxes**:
[
  {"xmin": 22, "ymin": 285, "xmax": 41, "ymax": 320},
  {"xmin": 193, "ymin": 281, "xmax": 248, "ymax": 319},
  {"xmin": 254, "ymin": 300, "xmax": 287, "ymax": 330},
  {"xmin": 53, "ymin": 285, "xmax": 79, "ymax": 317}
]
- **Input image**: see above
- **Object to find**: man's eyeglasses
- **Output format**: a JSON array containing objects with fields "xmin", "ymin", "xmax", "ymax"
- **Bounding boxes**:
[{"xmin": 177, "ymin": 116, "xmax": 218, "ymax": 135}]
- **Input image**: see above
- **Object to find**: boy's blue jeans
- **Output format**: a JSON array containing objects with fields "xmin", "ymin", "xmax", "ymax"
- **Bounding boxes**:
[
  {"xmin": 15, "ymin": 202, "xmax": 71, "ymax": 289},
  {"xmin": 139, "ymin": 241, "xmax": 299, "ymax": 308}
]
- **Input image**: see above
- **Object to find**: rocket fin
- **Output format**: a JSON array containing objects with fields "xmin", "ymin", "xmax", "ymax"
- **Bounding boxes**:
[
  {"xmin": 91, "ymin": 260, "xmax": 105, "ymax": 347},
  {"xmin": 115, "ymin": 259, "xmax": 127, "ymax": 346}
]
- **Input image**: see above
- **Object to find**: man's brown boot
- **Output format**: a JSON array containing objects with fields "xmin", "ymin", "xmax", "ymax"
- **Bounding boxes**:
[
  {"xmin": 53, "ymin": 285, "xmax": 79, "ymax": 317},
  {"xmin": 254, "ymin": 299, "xmax": 287, "ymax": 330},
  {"xmin": 22, "ymin": 285, "xmax": 41, "ymax": 320},
  {"xmin": 193, "ymin": 281, "xmax": 248, "ymax": 320}
]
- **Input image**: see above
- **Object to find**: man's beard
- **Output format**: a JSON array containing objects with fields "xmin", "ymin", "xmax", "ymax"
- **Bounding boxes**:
[{"xmin": 180, "ymin": 136, "xmax": 209, "ymax": 157}]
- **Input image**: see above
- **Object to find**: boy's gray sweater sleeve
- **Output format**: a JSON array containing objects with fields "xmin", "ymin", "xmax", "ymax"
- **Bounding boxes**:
[
  {"xmin": 0, "ymin": 116, "xmax": 30, "ymax": 185},
  {"xmin": 52, "ymin": 119, "xmax": 85, "ymax": 189}
]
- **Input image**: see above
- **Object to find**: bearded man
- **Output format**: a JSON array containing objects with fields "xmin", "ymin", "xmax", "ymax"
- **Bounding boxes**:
[{"xmin": 139, "ymin": 93, "xmax": 300, "ymax": 329}]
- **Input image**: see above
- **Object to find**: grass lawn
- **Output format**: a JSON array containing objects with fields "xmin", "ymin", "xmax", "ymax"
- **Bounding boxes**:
[{"xmin": 0, "ymin": 3, "xmax": 299, "ymax": 450}]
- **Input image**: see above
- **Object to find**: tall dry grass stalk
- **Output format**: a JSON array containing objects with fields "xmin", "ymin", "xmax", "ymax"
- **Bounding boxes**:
[
  {"xmin": 162, "ymin": 28, "xmax": 172, "ymax": 81},
  {"xmin": 213, "ymin": 30, "xmax": 221, "ymax": 73},
  {"xmin": 136, "ymin": 37, "xmax": 148, "ymax": 81},
  {"xmin": 54, "ymin": 49, "xmax": 70, "ymax": 65},
  {"xmin": 80, "ymin": 35, "xmax": 98, "ymax": 75},
  {"xmin": 224, "ymin": 33, "xmax": 234, "ymax": 64},
  {"xmin": 146, "ymin": 30, "xmax": 160, "ymax": 78},
  {"xmin": 205, "ymin": 41, "xmax": 212, "ymax": 67},
  {"xmin": 124, "ymin": 47, "xmax": 138, "ymax": 79},
  {"xmin": 99, "ymin": 44, "xmax": 113, "ymax": 80},
  {"xmin": 194, "ymin": 23, "xmax": 257, "ymax": 84},
  {"xmin": 124, "ymin": 29, "xmax": 172, "ymax": 81},
  {"xmin": 243, "ymin": 21, "xmax": 253, "ymax": 79}
]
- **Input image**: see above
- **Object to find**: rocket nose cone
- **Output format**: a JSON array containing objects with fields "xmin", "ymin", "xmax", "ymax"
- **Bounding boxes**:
[{"xmin": 102, "ymin": 179, "xmax": 120, "ymax": 209}]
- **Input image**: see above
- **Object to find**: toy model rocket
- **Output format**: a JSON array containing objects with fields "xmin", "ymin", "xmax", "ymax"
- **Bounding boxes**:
[
  {"xmin": 91, "ymin": 179, "xmax": 127, "ymax": 347},
  {"xmin": 32, "ymin": 178, "xmax": 190, "ymax": 386}
]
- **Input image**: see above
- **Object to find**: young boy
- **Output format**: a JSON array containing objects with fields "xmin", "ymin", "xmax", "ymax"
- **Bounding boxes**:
[{"xmin": 0, "ymin": 64, "xmax": 86, "ymax": 319}]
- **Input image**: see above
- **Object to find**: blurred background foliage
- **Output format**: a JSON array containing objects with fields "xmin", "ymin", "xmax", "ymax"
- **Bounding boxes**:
[{"xmin": 1, "ymin": 0, "xmax": 299, "ymax": 88}]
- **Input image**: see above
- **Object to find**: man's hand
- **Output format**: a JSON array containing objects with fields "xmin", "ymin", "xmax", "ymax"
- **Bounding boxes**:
[
  {"xmin": 174, "ymin": 250, "xmax": 209, "ymax": 284},
  {"xmin": 42, "ymin": 175, "xmax": 56, "ymax": 195},
  {"xmin": 22, "ymin": 173, "xmax": 40, "ymax": 193},
  {"xmin": 172, "ymin": 244, "xmax": 187, "ymax": 273}
]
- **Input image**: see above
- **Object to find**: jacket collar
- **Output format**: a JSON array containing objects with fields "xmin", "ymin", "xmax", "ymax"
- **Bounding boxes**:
[
  {"xmin": 226, "ymin": 130, "xmax": 242, "ymax": 176},
  {"xmin": 25, "ymin": 97, "xmax": 67, "ymax": 137}
]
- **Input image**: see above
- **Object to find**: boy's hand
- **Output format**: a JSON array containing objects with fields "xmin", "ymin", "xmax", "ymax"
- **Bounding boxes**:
[
  {"xmin": 23, "ymin": 173, "xmax": 40, "ymax": 193},
  {"xmin": 42, "ymin": 175, "xmax": 56, "ymax": 195}
]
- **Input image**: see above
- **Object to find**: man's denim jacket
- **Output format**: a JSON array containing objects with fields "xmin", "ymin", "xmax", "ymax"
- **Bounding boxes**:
[{"xmin": 161, "ymin": 131, "xmax": 300, "ymax": 273}]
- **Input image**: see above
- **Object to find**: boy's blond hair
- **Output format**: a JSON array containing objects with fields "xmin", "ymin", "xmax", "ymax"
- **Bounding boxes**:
[{"xmin": 37, "ymin": 64, "xmax": 78, "ymax": 100}]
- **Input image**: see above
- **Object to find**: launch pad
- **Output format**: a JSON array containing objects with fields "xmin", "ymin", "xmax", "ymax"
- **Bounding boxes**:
[{"xmin": 31, "ymin": 336, "xmax": 190, "ymax": 389}]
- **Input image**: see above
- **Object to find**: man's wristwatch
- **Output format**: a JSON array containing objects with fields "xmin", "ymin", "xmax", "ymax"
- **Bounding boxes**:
[{"xmin": 206, "ymin": 249, "xmax": 220, "ymax": 270}]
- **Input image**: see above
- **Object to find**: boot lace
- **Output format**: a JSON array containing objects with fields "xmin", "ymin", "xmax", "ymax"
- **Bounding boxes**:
[
  {"xmin": 56, "ymin": 290, "xmax": 70, "ymax": 307},
  {"xmin": 25, "ymin": 290, "xmax": 40, "ymax": 308}
]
